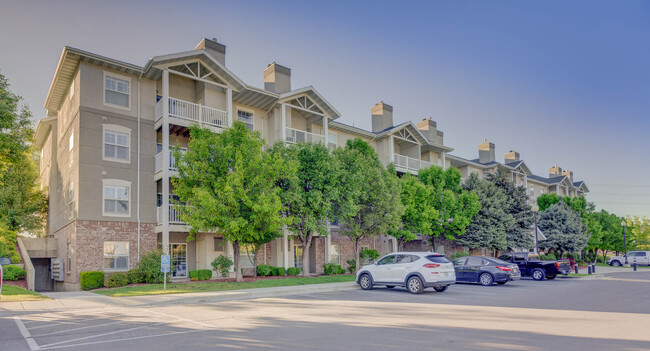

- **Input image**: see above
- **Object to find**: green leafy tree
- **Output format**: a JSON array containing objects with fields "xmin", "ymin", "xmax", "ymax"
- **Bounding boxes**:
[
  {"xmin": 333, "ymin": 139, "xmax": 403, "ymax": 271},
  {"xmin": 537, "ymin": 201, "xmax": 588, "ymax": 255},
  {"xmin": 391, "ymin": 174, "xmax": 438, "ymax": 250},
  {"xmin": 0, "ymin": 71, "xmax": 46, "ymax": 232},
  {"xmin": 486, "ymin": 169, "xmax": 534, "ymax": 250},
  {"xmin": 589, "ymin": 210, "xmax": 624, "ymax": 260},
  {"xmin": 418, "ymin": 166, "xmax": 480, "ymax": 250},
  {"xmin": 172, "ymin": 123, "xmax": 291, "ymax": 282},
  {"xmin": 537, "ymin": 193, "xmax": 560, "ymax": 212},
  {"xmin": 458, "ymin": 173, "xmax": 513, "ymax": 252},
  {"xmin": 269, "ymin": 142, "xmax": 338, "ymax": 276},
  {"xmin": 627, "ymin": 216, "xmax": 650, "ymax": 251}
]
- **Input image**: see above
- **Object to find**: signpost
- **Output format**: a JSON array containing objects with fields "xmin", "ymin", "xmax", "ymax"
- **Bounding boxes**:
[{"xmin": 161, "ymin": 255, "xmax": 170, "ymax": 292}]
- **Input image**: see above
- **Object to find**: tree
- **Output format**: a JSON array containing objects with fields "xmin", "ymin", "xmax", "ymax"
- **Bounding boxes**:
[
  {"xmin": 627, "ymin": 216, "xmax": 650, "ymax": 251},
  {"xmin": 590, "ymin": 210, "xmax": 623, "ymax": 261},
  {"xmin": 270, "ymin": 142, "xmax": 338, "ymax": 276},
  {"xmin": 457, "ymin": 173, "xmax": 513, "ymax": 253},
  {"xmin": 537, "ymin": 201, "xmax": 588, "ymax": 255},
  {"xmin": 391, "ymin": 174, "xmax": 438, "ymax": 250},
  {"xmin": 333, "ymin": 139, "xmax": 403, "ymax": 271},
  {"xmin": 0, "ymin": 71, "xmax": 46, "ymax": 232},
  {"xmin": 172, "ymin": 123, "xmax": 291, "ymax": 282},
  {"xmin": 537, "ymin": 193, "xmax": 560, "ymax": 212},
  {"xmin": 418, "ymin": 166, "xmax": 480, "ymax": 250},
  {"xmin": 486, "ymin": 169, "xmax": 534, "ymax": 250}
]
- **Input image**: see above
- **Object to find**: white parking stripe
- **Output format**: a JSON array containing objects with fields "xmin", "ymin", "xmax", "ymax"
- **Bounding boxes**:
[
  {"xmin": 32, "ymin": 320, "xmax": 126, "ymax": 337},
  {"xmin": 142, "ymin": 308, "xmax": 219, "ymax": 329},
  {"xmin": 38, "ymin": 330, "xmax": 206, "ymax": 350},
  {"xmin": 14, "ymin": 316, "xmax": 40, "ymax": 351},
  {"xmin": 37, "ymin": 321, "xmax": 166, "ymax": 349}
]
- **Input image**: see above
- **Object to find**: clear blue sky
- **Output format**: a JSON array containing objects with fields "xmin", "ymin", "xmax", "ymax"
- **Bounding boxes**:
[{"xmin": 1, "ymin": 0, "xmax": 648, "ymax": 217}]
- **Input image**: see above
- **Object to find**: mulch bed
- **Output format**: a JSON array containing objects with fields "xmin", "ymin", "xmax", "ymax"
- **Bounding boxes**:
[{"xmin": 2, "ymin": 279, "xmax": 27, "ymax": 289}]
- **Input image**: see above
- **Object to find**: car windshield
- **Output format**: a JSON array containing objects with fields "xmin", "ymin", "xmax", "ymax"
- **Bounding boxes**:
[{"xmin": 426, "ymin": 255, "xmax": 450, "ymax": 264}]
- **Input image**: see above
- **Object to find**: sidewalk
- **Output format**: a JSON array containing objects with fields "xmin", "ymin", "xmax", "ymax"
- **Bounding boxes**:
[{"xmin": 0, "ymin": 281, "xmax": 357, "ymax": 315}]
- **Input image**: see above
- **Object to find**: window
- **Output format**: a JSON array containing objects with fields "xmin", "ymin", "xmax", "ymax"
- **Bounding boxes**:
[
  {"xmin": 104, "ymin": 241, "xmax": 129, "ymax": 271},
  {"xmin": 377, "ymin": 255, "xmax": 395, "ymax": 265},
  {"xmin": 540, "ymin": 188, "xmax": 545, "ymax": 195},
  {"xmin": 466, "ymin": 257, "xmax": 487, "ymax": 266},
  {"xmin": 330, "ymin": 244, "xmax": 340, "ymax": 264},
  {"xmin": 237, "ymin": 109, "xmax": 254, "ymax": 131},
  {"xmin": 426, "ymin": 255, "xmax": 451, "ymax": 264},
  {"xmin": 293, "ymin": 246, "xmax": 303, "ymax": 268},
  {"xmin": 395, "ymin": 255, "xmax": 419, "ymax": 264},
  {"xmin": 170, "ymin": 243, "xmax": 187, "ymax": 277},
  {"xmin": 104, "ymin": 73, "xmax": 130, "ymax": 108},
  {"xmin": 69, "ymin": 133, "xmax": 74, "ymax": 151},
  {"xmin": 453, "ymin": 258, "xmax": 467, "ymax": 266},
  {"xmin": 328, "ymin": 132, "xmax": 337, "ymax": 149},
  {"xmin": 67, "ymin": 243, "xmax": 72, "ymax": 274},
  {"xmin": 103, "ymin": 126, "xmax": 130, "ymax": 162},
  {"xmin": 240, "ymin": 244, "xmax": 255, "ymax": 268},
  {"xmin": 214, "ymin": 237, "xmax": 224, "ymax": 252},
  {"xmin": 103, "ymin": 179, "xmax": 130, "ymax": 217}
]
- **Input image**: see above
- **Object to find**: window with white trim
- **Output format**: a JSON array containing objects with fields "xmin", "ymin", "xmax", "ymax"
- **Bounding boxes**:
[
  {"xmin": 330, "ymin": 244, "xmax": 340, "ymax": 265},
  {"xmin": 103, "ymin": 179, "xmax": 130, "ymax": 217},
  {"xmin": 214, "ymin": 237, "xmax": 225, "ymax": 252},
  {"xmin": 104, "ymin": 241, "xmax": 129, "ymax": 271},
  {"xmin": 104, "ymin": 74, "xmax": 130, "ymax": 108},
  {"xmin": 240, "ymin": 244, "xmax": 255, "ymax": 268},
  {"xmin": 328, "ymin": 132, "xmax": 337, "ymax": 149},
  {"xmin": 103, "ymin": 126, "xmax": 130, "ymax": 162},
  {"xmin": 540, "ymin": 188, "xmax": 545, "ymax": 195},
  {"xmin": 237, "ymin": 109, "xmax": 254, "ymax": 131}
]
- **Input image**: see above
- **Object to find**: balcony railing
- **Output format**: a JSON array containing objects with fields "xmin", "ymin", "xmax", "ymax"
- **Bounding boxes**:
[
  {"xmin": 286, "ymin": 127, "xmax": 325, "ymax": 144},
  {"xmin": 154, "ymin": 149, "xmax": 186, "ymax": 173},
  {"xmin": 394, "ymin": 154, "xmax": 435, "ymax": 172},
  {"xmin": 157, "ymin": 204, "xmax": 186, "ymax": 225},
  {"xmin": 156, "ymin": 97, "xmax": 228, "ymax": 128}
]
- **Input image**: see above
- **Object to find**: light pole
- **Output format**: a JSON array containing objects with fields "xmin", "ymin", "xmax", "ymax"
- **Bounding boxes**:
[
  {"xmin": 621, "ymin": 220, "xmax": 628, "ymax": 265},
  {"xmin": 534, "ymin": 211, "xmax": 539, "ymax": 254}
]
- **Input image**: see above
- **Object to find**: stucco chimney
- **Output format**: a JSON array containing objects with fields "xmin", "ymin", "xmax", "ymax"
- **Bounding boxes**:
[
  {"xmin": 195, "ymin": 38, "xmax": 226, "ymax": 65},
  {"xmin": 504, "ymin": 150, "xmax": 520, "ymax": 163},
  {"xmin": 264, "ymin": 62, "xmax": 291, "ymax": 94},
  {"xmin": 549, "ymin": 164, "xmax": 563, "ymax": 177},
  {"xmin": 416, "ymin": 117, "xmax": 444, "ymax": 145},
  {"xmin": 562, "ymin": 170, "xmax": 573, "ymax": 181},
  {"xmin": 371, "ymin": 101, "xmax": 393, "ymax": 133},
  {"xmin": 478, "ymin": 139, "xmax": 496, "ymax": 164}
]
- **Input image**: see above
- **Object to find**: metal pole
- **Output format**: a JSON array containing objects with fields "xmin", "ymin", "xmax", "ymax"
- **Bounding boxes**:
[
  {"xmin": 623, "ymin": 224, "xmax": 628, "ymax": 265},
  {"xmin": 534, "ymin": 211, "xmax": 539, "ymax": 254},
  {"xmin": 164, "ymin": 271, "xmax": 167, "ymax": 292}
]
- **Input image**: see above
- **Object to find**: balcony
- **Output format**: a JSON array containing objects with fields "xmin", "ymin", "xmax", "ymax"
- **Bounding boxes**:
[
  {"xmin": 157, "ymin": 204, "xmax": 186, "ymax": 225},
  {"xmin": 393, "ymin": 154, "xmax": 433, "ymax": 173},
  {"xmin": 156, "ymin": 97, "xmax": 228, "ymax": 129},
  {"xmin": 286, "ymin": 127, "xmax": 325, "ymax": 144},
  {"xmin": 154, "ymin": 149, "xmax": 186, "ymax": 174}
]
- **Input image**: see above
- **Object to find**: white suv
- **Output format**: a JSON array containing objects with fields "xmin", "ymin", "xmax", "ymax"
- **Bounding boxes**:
[{"xmin": 356, "ymin": 252, "xmax": 456, "ymax": 294}]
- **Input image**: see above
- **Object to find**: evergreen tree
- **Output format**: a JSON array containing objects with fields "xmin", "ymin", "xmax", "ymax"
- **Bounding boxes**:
[
  {"xmin": 486, "ymin": 169, "xmax": 534, "ymax": 250},
  {"xmin": 538, "ymin": 201, "xmax": 588, "ymax": 255}
]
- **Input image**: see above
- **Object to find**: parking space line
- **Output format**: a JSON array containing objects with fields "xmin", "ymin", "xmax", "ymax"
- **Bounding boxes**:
[
  {"xmin": 39, "ymin": 329, "xmax": 206, "ymax": 350},
  {"xmin": 32, "ymin": 320, "xmax": 126, "ymax": 337},
  {"xmin": 141, "ymin": 308, "xmax": 219, "ymax": 329},
  {"xmin": 27, "ymin": 317, "xmax": 105, "ymax": 330},
  {"xmin": 14, "ymin": 316, "xmax": 40, "ymax": 351},
  {"xmin": 37, "ymin": 321, "xmax": 167, "ymax": 349}
]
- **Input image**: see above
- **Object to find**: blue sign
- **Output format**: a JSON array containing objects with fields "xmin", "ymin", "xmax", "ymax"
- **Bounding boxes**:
[
  {"xmin": 161, "ymin": 255, "xmax": 171, "ymax": 268},
  {"xmin": 161, "ymin": 266, "xmax": 170, "ymax": 273}
]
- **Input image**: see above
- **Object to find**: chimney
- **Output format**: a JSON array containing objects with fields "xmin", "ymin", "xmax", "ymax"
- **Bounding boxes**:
[
  {"xmin": 416, "ymin": 117, "xmax": 444, "ymax": 145},
  {"xmin": 195, "ymin": 38, "xmax": 226, "ymax": 65},
  {"xmin": 371, "ymin": 101, "xmax": 394, "ymax": 133},
  {"xmin": 504, "ymin": 150, "xmax": 520, "ymax": 163},
  {"xmin": 562, "ymin": 169, "xmax": 573, "ymax": 181},
  {"xmin": 549, "ymin": 164, "xmax": 563, "ymax": 177},
  {"xmin": 264, "ymin": 62, "xmax": 291, "ymax": 94},
  {"xmin": 478, "ymin": 139, "xmax": 495, "ymax": 164}
]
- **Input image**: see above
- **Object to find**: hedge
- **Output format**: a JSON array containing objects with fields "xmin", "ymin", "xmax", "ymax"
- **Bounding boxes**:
[
  {"xmin": 324, "ymin": 263, "xmax": 345, "ymax": 275},
  {"xmin": 128, "ymin": 269, "xmax": 145, "ymax": 284},
  {"xmin": 286, "ymin": 267, "xmax": 301, "ymax": 276},
  {"xmin": 277, "ymin": 267, "xmax": 285, "ymax": 276},
  {"xmin": 106, "ymin": 272, "xmax": 129, "ymax": 288},
  {"xmin": 2, "ymin": 265, "xmax": 25, "ymax": 281},
  {"xmin": 189, "ymin": 269, "xmax": 212, "ymax": 281},
  {"xmin": 80, "ymin": 271, "xmax": 105, "ymax": 290},
  {"xmin": 257, "ymin": 264, "xmax": 274, "ymax": 277},
  {"xmin": 0, "ymin": 225, "xmax": 21, "ymax": 263}
]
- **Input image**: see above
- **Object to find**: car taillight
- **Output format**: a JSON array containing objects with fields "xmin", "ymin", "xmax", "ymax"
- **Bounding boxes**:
[
  {"xmin": 496, "ymin": 266, "xmax": 512, "ymax": 271},
  {"xmin": 555, "ymin": 262, "xmax": 560, "ymax": 269},
  {"xmin": 423, "ymin": 263, "xmax": 440, "ymax": 268}
]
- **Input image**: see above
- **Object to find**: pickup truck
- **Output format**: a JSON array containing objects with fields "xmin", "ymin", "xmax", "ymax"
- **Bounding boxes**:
[{"xmin": 498, "ymin": 252, "xmax": 570, "ymax": 280}]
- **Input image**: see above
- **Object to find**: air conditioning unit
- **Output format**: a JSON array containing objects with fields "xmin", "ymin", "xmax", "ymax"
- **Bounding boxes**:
[{"xmin": 51, "ymin": 258, "xmax": 64, "ymax": 281}]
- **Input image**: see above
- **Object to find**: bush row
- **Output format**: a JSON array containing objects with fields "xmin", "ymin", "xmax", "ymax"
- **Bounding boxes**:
[
  {"xmin": 189, "ymin": 269, "xmax": 212, "ymax": 281},
  {"xmin": 256, "ymin": 264, "xmax": 286, "ymax": 277},
  {"xmin": 2, "ymin": 265, "xmax": 25, "ymax": 281},
  {"xmin": 323, "ymin": 263, "xmax": 346, "ymax": 275},
  {"xmin": 286, "ymin": 267, "xmax": 301, "ymax": 276}
]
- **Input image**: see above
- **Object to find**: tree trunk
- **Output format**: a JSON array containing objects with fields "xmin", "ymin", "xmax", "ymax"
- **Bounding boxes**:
[
  {"xmin": 302, "ymin": 232, "xmax": 312, "ymax": 277},
  {"xmin": 232, "ymin": 241, "xmax": 243, "ymax": 282},
  {"xmin": 354, "ymin": 238, "xmax": 360, "ymax": 273},
  {"xmin": 602, "ymin": 250, "xmax": 608, "ymax": 262},
  {"xmin": 253, "ymin": 246, "xmax": 258, "ymax": 278}
]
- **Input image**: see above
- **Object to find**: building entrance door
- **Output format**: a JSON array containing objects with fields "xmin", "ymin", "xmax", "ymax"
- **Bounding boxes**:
[{"xmin": 170, "ymin": 243, "xmax": 187, "ymax": 278}]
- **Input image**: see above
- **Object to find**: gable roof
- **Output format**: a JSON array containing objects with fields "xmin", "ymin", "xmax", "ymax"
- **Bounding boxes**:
[{"xmin": 278, "ymin": 86, "xmax": 341, "ymax": 119}]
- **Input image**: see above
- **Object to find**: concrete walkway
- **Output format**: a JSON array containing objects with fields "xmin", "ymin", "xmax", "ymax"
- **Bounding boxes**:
[{"xmin": 0, "ymin": 281, "xmax": 358, "ymax": 314}]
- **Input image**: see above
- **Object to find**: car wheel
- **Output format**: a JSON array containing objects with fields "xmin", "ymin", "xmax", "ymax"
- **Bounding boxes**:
[
  {"xmin": 532, "ymin": 268, "xmax": 546, "ymax": 281},
  {"xmin": 359, "ymin": 274, "xmax": 373, "ymax": 290},
  {"xmin": 611, "ymin": 260, "xmax": 622, "ymax": 267},
  {"xmin": 407, "ymin": 276, "xmax": 424, "ymax": 294},
  {"xmin": 546, "ymin": 274, "xmax": 556, "ymax": 280},
  {"xmin": 433, "ymin": 285, "xmax": 448, "ymax": 292},
  {"xmin": 385, "ymin": 285, "xmax": 395, "ymax": 289},
  {"xmin": 479, "ymin": 273, "xmax": 494, "ymax": 286},
  {"xmin": 497, "ymin": 281, "xmax": 506, "ymax": 285}
]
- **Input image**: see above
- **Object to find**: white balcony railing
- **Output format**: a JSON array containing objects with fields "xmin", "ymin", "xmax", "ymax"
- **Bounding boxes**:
[
  {"xmin": 394, "ymin": 154, "xmax": 435, "ymax": 172},
  {"xmin": 157, "ymin": 204, "xmax": 186, "ymax": 225},
  {"xmin": 285, "ymin": 127, "xmax": 325, "ymax": 144},
  {"xmin": 155, "ymin": 149, "xmax": 186, "ymax": 173},
  {"xmin": 156, "ymin": 97, "xmax": 227, "ymax": 128}
]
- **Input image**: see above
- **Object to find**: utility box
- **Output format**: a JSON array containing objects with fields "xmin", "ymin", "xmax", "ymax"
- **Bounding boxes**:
[{"xmin": 51, "ymin": 258, "xmax": 64, "ymax": 281}]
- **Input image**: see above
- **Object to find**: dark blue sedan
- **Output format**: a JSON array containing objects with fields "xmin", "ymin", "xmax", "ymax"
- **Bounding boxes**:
[{"xmin": 452, "ymin": 256, "xmax": 521, "ymax": 286}]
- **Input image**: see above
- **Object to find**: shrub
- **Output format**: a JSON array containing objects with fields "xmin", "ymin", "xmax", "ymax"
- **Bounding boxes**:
[
  {"xmin": 596, "ymin": 255, "xmax": 605, "ymax": 263},
  {"xmin": 277, "ymin": 267, "xmax": 285, "ymax": 276},
  {"xmin": 346, "ymin": 259, "xmax": 356, "ymax": 273},
  {"xmin": 211, "ymin": 255, "xmax": 233, "ymax": 277},
  {"xmin": 360, "ymin": 249, "xmax": 380, "ymax": 262},
  {"xmin": 271, "ymin": 266, "xmax": 279, "ymax": 276},
  {"xmin": 257, "ymin": 264, "xmax": 273, "ymax": 277},
  {"xmin": 0, "ymin": 225, "xmax": 20, "ymax": 263},
  {"xmin": 137, "ymin": 250, "xmax": 170, "ymax": 284},
  {"xmin": 106, "ymin": 272, "xmax": 129, "ymax": 288},
  {"xmin": 198, "ymin": 269, "xmax": 212, "ymax": 280},
  {"xmin": 2, "ymin": 265, "xmax": 25, "ymax": 281},
  {"xmin": 80, "ymin": 271, "xmax": 105, "ymax": 290},
  {"xmin": 324, "ymin": 263, "xmax": 345, "ymax": 275},
  {"xmin": 450, "ymin": 251, "xmax": 470, "ymax": 261},
  {"xmin": 189, "ymin": 270, "xmax": 199, "ymax": 281},
  {"xmin": 127, "ymin": 269, "xmax": 145, "ymax": 284},
  {"xmin": 540, "ymin": 253, "xmax": 557, "ymax": 261},
  {"xmin": 286, "ymin": 267, "xmax": 301, "ymax": 276}
]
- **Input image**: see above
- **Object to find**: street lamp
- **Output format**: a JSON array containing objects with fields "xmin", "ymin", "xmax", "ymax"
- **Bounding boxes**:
[{"xmin": 621, "ymin": 220, "xmax": 628, "ymax": 265}]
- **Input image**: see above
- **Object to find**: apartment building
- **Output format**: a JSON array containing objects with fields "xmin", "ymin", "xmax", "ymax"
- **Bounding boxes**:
[{"xmin": 33, "ymin": 38, "xmax": 587, "ymax": 290}]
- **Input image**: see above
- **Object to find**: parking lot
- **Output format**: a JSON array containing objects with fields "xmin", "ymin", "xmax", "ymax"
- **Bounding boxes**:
[{"xmin": 3, "ymin": 272, "xmax": 650, "ymax": 351}]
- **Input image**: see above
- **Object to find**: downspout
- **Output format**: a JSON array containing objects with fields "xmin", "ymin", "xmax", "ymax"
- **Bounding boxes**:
[{"xmin": 137, "ymin": 72, "xmax": 143, "ymax": 262}]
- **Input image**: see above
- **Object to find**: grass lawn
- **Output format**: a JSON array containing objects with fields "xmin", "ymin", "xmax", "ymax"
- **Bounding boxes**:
[
  {"xmin": 94, "ymin": 274, "xmax": 356, "ymax": 297},
  {"xmin": 0, "ymin": 285, "xmax": 51, "ymax": 302}
]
